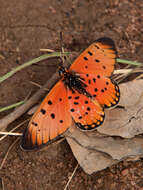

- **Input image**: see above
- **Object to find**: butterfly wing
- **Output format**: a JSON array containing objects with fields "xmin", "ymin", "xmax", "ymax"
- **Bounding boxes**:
[
  {"xmin": 67, "ymin": 89, "xmax": 105, "ymax": 131},
  {"xmin": 21, "ymin": 81, "xmax": 72, "ymax": 150},
  {"xmin": 79, "ymin": 73, "xmax": 120, "ymax": 108},
  {"xmin": 69, "ymin": 37, "xmax": 120, "ymax": 111},
  {"xmin": 69, "ymin": 37, "xmax": 117, "ymax": 77}
]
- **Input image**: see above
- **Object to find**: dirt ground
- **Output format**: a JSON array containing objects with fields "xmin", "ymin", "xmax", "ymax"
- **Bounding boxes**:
[{"xmin": 0, "ymin": 0, "xmax": 143, "ymax": 189}]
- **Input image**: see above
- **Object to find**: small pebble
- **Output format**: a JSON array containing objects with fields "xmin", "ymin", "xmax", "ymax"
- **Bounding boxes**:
[
  {"xmin": 121, "ymin": 169, "xmax": 129, "ymax": 176},
  {"xmin": 97, "ymin": 178, "xmax": 102, "ymax": 184}
]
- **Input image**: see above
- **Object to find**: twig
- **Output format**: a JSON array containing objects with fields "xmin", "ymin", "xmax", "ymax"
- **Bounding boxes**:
[
  {"xmin": 0, "ymin": 54, "xmax": 5, "ymax": 60},
  {"xmin": 0, "ymin": 119, "xmax": 29, "ymax": 142},
  {"xmin": 0, "ymin": 132, "xmax": 22, "ymax": 136},
  {"xmin": 2, "ymin": 178, "xmax": 4, "ymax": 190},
  {"xmin": 0, "ymin": 70, "xmax": 60, "ymax": 130},
  {"xmin": 134, "ymin": 73, "xmax": 143, "ymax": 80},
  {"xmin": 41, "ymin": 138, "xmax": 65, "ymax": 151},
  {"xmin": 29, "ymin": 81, "xmax": 49, "ymax": 91},
  {"xmin": 115, "ymin": 67, "xmax": 143, "ymax": 82},
  {"xmin": 0, "ymin": 137, "xmax": 20, "ymax": 170},
  {"xmin": 0, "ymin": 178, "xmax": 4, "ymax": 190},
  {"xmin": 29, "ymin": 81, "xmax": 42, "ymax": 88},
  {"xmin": 40, "ymin": 48, "xmax": 55, "ymax": 52},
  {"xmin": 64, "ymin": 163, "xmax": 78, "ymax": 190},
  {"xmin": 51, "ymin": 137, "xmax": 65, "ymax": 146},
  {"xmin": 113, "ymin": 69, "xmax": 133, "ymax": 75}
]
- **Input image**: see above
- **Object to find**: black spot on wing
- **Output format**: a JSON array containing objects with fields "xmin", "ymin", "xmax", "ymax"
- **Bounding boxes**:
[
  {"xmin": 93, "ymin": 78, "xmax": 96, "ymax": 83},
  {"xmin": 88, "ymin": 79, "xmax": 91, "ymax": 84},
  {"xmin": 74, "ymin": 96, "xmax": 80, "ymax": 99},
  {"xmin": 59, "ymin": 120, "xmax": 63, "ymax": 123},
  {"xmin": 40, "ymin": 109, "xmax": 46, "ymax": 115},
  {"xmin": 87, "ymin": 107, "xmax": 91, "ymax": 111},
  {"xmin": 76, "ymin": 115, "xmax": 104, "ymax": 131},
  {"xmin": 51, "ymin": 113, "xmax": 55, "ymax": 119},
  {"xmin": 84, "ymin": 57, "xmax": 88, "ymax": 61},
  {"xmin": 84, "ymin": 100, "xmax": 88, "ymax": 104},
  {"xmin": 104, "ymin": 81, "xmax": 120, "ymax": 108},
  {"xmin": 101, "ymin": 89, "xmax": 104, "ymax": 93},
  {"xmin": 32, "ymin": 122, "xmax": 38, "ymax": 127},
  {"xmin": 95, "ymin": 59, "xmax": 100, "ymax": 63},
  {"xmin": 48, "ymin": 100, "xmax": 52, "ymax": 105},
  {"xmin": 94, "ymin": 88, "xmax": 98, "ymax": 92},
  {"xmin": 94, "ymin": 44, "xmax": 100, "ymax": 49},
  {"xmin": 88, "ymin": 51, "xmax": 93, "ymax": 56}
]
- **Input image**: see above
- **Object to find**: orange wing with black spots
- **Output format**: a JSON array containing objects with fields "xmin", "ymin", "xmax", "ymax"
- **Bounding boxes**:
[
  {"xmin": 70, "ymin": 37, "xmax": 117, "ymax": 77},
  {"xmin": 21, "ymin": 81, "xmax": 72, "ymax": 150},
  {"xmin": 79, "ymin": 73, "xmax": 120, "ymax": 109},
  {"xmin": 67, "ymin": 89, "xmax": 105, "ymax": 131},
  {"xmin": 67, "ymin": 37, "xmax": 119, "ymax": 130}
]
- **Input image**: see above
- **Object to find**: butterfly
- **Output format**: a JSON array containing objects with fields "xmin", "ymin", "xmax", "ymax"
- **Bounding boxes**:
[{"xmin": 21, "ymin": 37, "xmax": 120, "ymax": 150}]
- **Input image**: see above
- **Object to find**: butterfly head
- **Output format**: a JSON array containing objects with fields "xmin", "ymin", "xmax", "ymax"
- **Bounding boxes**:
[{"xmin": 59, "ymin": 66, "xmax": 68, "ymax": 77}]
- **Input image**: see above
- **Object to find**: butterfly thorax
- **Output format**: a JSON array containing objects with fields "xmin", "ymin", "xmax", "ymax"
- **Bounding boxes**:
[{"xmin": 59, "ymin": 66, "xmax": 91, "ymax": 98}]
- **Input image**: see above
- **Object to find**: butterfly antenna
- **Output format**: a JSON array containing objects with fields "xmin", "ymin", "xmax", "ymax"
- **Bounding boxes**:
[
  {"xmin": 60, "ymin": 32, "xmax": 64, "ymax": 52},
  {"xmin": 59, "ymin": 32, "xmax": 71, "ymax": 68},
  {"xmin": 60, "ymin": 32, "xmax": 67, "ymax": 65}
]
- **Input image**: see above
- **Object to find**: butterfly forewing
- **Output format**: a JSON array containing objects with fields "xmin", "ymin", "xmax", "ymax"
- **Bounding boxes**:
[
  {"xmin": 69, "ymin": 37, "xmax": 117, "ymax": 77},
  {"xmin": 21, "ymin": 81, "xmax": 72, "ymax": 150}
]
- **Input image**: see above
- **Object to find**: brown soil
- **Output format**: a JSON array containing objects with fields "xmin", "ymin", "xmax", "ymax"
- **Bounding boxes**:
[{"xmin": 0, "ymin": 0, "xmax": 143, "ymax": 189}]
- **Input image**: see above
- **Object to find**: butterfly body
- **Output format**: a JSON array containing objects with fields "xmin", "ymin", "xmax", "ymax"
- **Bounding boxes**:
[
  {"xmin": 21, "ymin": 37, "xmax": 120, "ymax": 150},
  {"xmin": 59, "ymin": 66, "xmax": 91, "ymax": 98}
]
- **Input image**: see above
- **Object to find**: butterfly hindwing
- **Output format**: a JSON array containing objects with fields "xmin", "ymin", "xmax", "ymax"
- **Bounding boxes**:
[
  {"xmin": 69, "ymin": 37, "xmax": 117, "ymax": 77},
  {"xmin": 67, "ymin": 89, "xmax": 105, "ymax": 131},
  {"xmin": 21, "ymin": 81, "xmax": 72, "ymax": 150}
]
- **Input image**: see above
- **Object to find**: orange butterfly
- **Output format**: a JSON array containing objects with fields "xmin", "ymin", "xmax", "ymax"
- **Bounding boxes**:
[{"xmin": 21, "ymin": 37, "xmax": 120, "ymax": 150}]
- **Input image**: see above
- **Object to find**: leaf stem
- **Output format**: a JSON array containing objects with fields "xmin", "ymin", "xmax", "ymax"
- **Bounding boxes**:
[
  {"xmin": 0, "ymin": 101, "xmax": 25, "ymax": 112},
  {"xmin": 0, "ymin": 52, "xmax": 69, "ymax": 83},
  {"xmin": 117, "ymin": 58, "xmax": 143, "ymax": 66}
]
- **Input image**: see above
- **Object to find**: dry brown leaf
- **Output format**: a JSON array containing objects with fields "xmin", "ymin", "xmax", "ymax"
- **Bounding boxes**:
[
  {"xmin": 97, "ymin": 79, "xmax": 143, "ymax": 138},
  {"xmin": 65, "ymin": 79, "xmax": 143, "ymax": 174}
]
